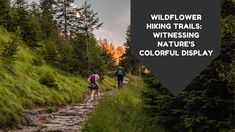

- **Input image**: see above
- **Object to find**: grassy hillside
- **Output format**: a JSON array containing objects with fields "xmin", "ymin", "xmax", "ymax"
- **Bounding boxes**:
[
  {"xmin": 0, "ymin": 27, "xmax": 115, "ymax": 127},
  {"xmin": 82, "ymin": 76, "xmax": 163, "ymax": 132}
]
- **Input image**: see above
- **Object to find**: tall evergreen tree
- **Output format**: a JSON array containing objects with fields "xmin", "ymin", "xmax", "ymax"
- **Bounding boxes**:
[
  {"xmin": 40, "ymin": 0, "xmax": 58, "ymax": 39},
  {"xmin": 14, "ymin": 0, "xmax": 28, "ymax": 8},
  {"xmin": 30, "ymin": 2, "xmax": 40, "ymax": 14},
  {"xmin": 65, "ymin": 34, "xmax": 106, "ymax": 77},
  {"xmin": 78, "ymin": 1, "xmax": 103, "ymax": 55},
  {"xmin": 121, "ymin": 26, "xmax": 140, "ymax": 74},
  {"xmin": 78, "ymin": 1, "xmax": 103, "ymax": 37},
  {"xmin": 55, "ymin": 0, "xmax": 78, "ymax": 43},
  {"xmin": 11, "ymin": 0, "xmax": 43, "ymax": 47},
  {"xmin": 101, "ymin": 48, "xmax": 116, "ymax": 72},
  {"xmin": 0, "ymin": 0, "xmax": 11, "ymax": 28},
  {"xmin": 221, "ymin": 0, "xmax": 235, "ymax": 18}
]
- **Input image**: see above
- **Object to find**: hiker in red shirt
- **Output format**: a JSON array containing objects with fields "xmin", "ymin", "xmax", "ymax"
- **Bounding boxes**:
[{"xmin": 87, "ymin": 71, "xmax": 100, "ymax": 101}]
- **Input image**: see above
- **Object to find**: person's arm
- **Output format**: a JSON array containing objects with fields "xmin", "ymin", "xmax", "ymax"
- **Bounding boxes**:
[
  {"xmin": 87, "ymin": 76, "xmax": 91, "ymax": 82},
  {"xmin": 96, "ymin": 74, "xmax": 100, "ymax": 81}
]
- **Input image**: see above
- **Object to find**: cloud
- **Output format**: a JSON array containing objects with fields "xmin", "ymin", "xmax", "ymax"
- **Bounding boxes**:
[
  {"xmin": 117, "ymin": 8, "xmax": 130, "ymax": 26},
  {"xmin": 102, "ymin": 7, "xmax": 130, "ymax": 46},
  {"xmin": 94, "ymin": 29, "xmax": 114, "ymax": 38},
  {"xmin": 94, "ymin": 29, "xmax": 123, "ymax": 46}
]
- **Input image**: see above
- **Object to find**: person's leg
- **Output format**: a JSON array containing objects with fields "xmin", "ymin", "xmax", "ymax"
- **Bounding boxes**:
[
  {"xmin": 90, "ymin": 89, "xmax": 95, "ymax": 101},
  {"xmin": 94, "ymin": 89, "xmax": 100, "ymax": 100},
  {"xmin": 93, "ymin": 82, "xmax": 98, "ymax": 99},
  {"xmin": 117, "ymin": 76, "xmax": 121, "ymax": 88},
  {"xmin": 119, "ymin": 75, "xmax": 124, "ymax": 88},
  {"xmin": 94, "ymin": 89, "xmax": 97, "ymax": 100},
  {"xmin": 96, "ymin": 82, "xmax": 100, "ymax": 99},
  {"xmin": 97, "ymin": 89, "xmax": 100, "ymax": 99}
]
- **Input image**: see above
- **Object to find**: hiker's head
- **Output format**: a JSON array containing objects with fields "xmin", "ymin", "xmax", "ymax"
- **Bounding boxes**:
[
  {"xmin": 119, "ymin": 63, "xmax": 124, "ymax": 67},
  {"xmin": 93, "ymin": 70, "xmax": 97, "ymax": 74}
]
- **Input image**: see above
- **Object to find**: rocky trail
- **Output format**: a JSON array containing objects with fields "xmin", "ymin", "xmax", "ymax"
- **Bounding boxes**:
[{"xmin": 12, "ymin": 87, "xmax": 118, "ymax": 132}]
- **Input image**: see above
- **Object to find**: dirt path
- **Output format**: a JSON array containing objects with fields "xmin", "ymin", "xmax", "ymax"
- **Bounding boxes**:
[{"xmin": 12, "ymin": 88, "xmax": 118, "ymax": 132}]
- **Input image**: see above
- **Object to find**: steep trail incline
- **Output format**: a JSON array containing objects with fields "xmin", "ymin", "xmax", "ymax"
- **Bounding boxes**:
[{"xmin": 13, "ymin": 88, "xmax": 118, "ymax": 132}]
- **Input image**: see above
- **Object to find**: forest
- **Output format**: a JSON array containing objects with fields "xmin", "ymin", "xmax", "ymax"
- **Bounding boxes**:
[
  {"xmin": 142, "ymin": 0, "xmax": 235, "ymax": 131},
  {"xmin": 0, "ymin": 0, "xmax": 118, "ymax": 129}
]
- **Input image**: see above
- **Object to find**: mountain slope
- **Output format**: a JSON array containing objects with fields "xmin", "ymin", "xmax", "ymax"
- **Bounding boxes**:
[{"xmin": 0, "ymin": 27, "xmax": 115, "ymax": 128}]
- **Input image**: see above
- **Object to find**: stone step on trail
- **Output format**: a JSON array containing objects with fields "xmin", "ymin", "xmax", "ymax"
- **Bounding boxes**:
[{"xmin": 13, "ymin": 87, "xmax": 119, "ymax": 132}]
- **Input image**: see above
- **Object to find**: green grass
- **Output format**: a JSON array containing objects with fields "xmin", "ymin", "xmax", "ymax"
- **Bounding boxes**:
[
  {"xmin": 0, "ymin": 27, "xmax": 115, "ymax": 128},
  {"xmin": 82, "ymin": 76, "xmax": 163, "ymax": 132}
]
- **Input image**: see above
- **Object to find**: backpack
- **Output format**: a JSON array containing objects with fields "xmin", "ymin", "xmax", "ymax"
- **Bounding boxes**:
[
  {"xmin": 117, "ymin": 69, "xmax": 124, "ymax": 76},
  {"xmin": 89, "ymin": 74, "xmax": 96, "ymax": 82}
]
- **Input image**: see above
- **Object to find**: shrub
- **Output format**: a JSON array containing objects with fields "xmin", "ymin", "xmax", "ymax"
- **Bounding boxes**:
[
  {"xmin": 31, "ymin": 58, "xmax": 44, "ymax": 66},
  {"xmin": 39, "ymin": 73, "xmax": 59, "ymax": 89}
]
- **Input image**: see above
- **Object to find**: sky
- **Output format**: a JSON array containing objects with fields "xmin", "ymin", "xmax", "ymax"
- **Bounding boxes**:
[{"xmin": 75, "ymin": 0, "xmax": 130, "ymax": 46}]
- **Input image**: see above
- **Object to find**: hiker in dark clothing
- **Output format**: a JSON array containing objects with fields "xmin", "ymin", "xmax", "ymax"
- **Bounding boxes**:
[{"xmin": 115, "ymin": 66, "xmax": 125, "ymax": 88}]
